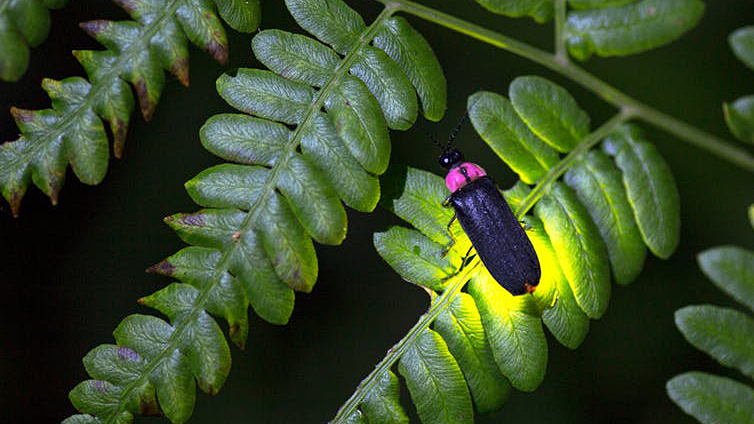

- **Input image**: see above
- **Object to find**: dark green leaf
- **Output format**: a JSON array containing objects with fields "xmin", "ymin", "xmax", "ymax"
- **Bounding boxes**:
[
  {"xmin": 0, "ymin": 15, "xmax": 30, "ymax": 82},
  {"xmin": 258, "ymin": 192, "xmax": 319, "ymax": 293},
  {"xmin": 667, "ymin": 372, "xmax": 754, "ymax": 424},
  {"xmin": 214, "ymin": 0, "xmax": 261, "ymax": 32},
  {"xmin": 216, "ymin": 68, "xmax": 315, "ymax": 125},
  {"xmin": 277, "ymin": 154, "xmax": 347, "ymax": 245},
  {"xmin": 285, "ymin": 0, "xmax": 365, "ymax": 54},
  {"xmin": 252, "ymin": 29, "xmax": 338, "ymax": 87},
  {"xmin": 469, "ymin": 91, "xmax": 558, "ymax": 184},
  {"xmin": 373, "ymin": 16, "xmax": 447, "ymax": 122},
  {"xmin": 603, "ymin": 125, "xmax": 680, "ymax": 259},
  {"xmin": 175, "ymin": 0, "xmax": 228, "ymax": 64},
  {"xmin": 564, "ymin": 149, "xmax": 646, "ymax": 284},
  {"xmin": 373, "ymin": 227, "xmax": 459, "ymax": 291},
  {"xmin": 361, "ymin": 371, "xmax": 409, "ymax": 424},
  {"xmin": 398, "ymin": 329, "xmax": 474, "ymax": 424},
  {"xmin": 509, "ymin": 76, "xmax": 590, "ymax": 152},
  {"xmin": 468, "ymin": 272, "xmax": 547, "ymax": 391},
  {"xmin": 729, "ymin": 26, "xmax": 754, "ymax": 71},
  {"xmin": 675, "ymin": 305, "xmax": 754, "ymax": 380},
  {"xmin": 535, "ymin": 182, "xmax": 611, "ymax": 319},
  {"xmin": 185, "ymin": 164, "xmax": 267, "ymax": 210},
  {"xmin": 325, "ymin": 76, "xmax": 391, "ymax": 175},
  {"xmin": 473, "ymin": 0, "xmax": 553, "ymax": 23},
  {"xmin": 200, "ymin": 113, "xmax": 289, "ymax": 167},
  {"xmin": 434, "ymin": 292, "xmax": 511, "ymax": 414},
  {"xmin": 698, "ymin": 246, "xmax": 754, "ymax": 313},
  {"xmin": 723, "ymin": 95, "xmax": 754, "ymax": 144},
  {"xmin": 351, "ymin": 46, "xmax": 418, "ymax": 130},
  {"xmin": 300, "ymin": 113, "xmax": 381, "ymax": 212},
  {"xmin": 565, "ymin": 0, "xmax": 705, "ymax": 60}
]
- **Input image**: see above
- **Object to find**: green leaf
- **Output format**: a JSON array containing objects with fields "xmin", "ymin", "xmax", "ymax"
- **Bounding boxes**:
[
  {"xmin": 535, "ymin": 182, "xmax": 611, "ymax": 319},
  {"xmin": 749, "ymin": 204, "xmax": 754, "ymax": 229},
  {"xmin": 667, "ymin": 372, "xmax": 754, "ymax": 424},
  {"xmin": 361, "ymin": 371, "xmax": 409, "ymax": 424},
  {"xmin": 723, "ymin": 95, "xmax": 754, "ymax": 144},
  {"xmin": 185, "ymin": 164, "xmax": 268, "ymax": 210},
  {"xmin": 675, "ymin": 306, "xmax": 754, "ymax": 380},
  {"xmin": 564, "ymin": 149, "xmax": 646, "ymax": 284},
  {"xmin": 525, "ymin": 216, "xmax": 590, "ymax": 349},
  {"xmin": 373, "ymin": 16, "xmax": 447, "ymax": 122},
  {"xmin": 216, "ymin": 68, "xmax": 315, "ymax": 125},
  {"xmin": 468, "ymin": 272, "xmax": 547, "ymax": 391},
  {"xmin": 729, "ymin": 26, "xmax": 754, "ymax": 71},
  {"xmin": 3, "ymin": 0, "xmax": 50, "ymax": 48},
  {"xmin": 285, "ymin": 0, "xmax": 365, "ymax": 54},
  {"xmin": 603, "ymin": 125, "xmax": 680, "ymax": 259},
  {"xmin": 69, "ymin": 379, "xmax": 125, "ymax": 418},
  {"xmin": 0, "ymin": 15, "xmax": 30, "ymax": 82},
  {"xmin": 398, "ymin": 329, "xmax": 474, "ymax": 424},
  {"xmin": 509, "ymin": 75, "xmax": 590, "ymax": 153},
  {"xmin": 469, "ymin": 91, "xmax": 559, "ymax": 184},
  {"xmin": 565, "ymin": 0, "xmax": 705, "ymax": 60},
  {"xmin": 373, "ymin": 227, "xmax": 460, "ymax": 291},
  {"xmin": 201, "ymin": 113, "xmax": 289, "ymax": 167},
  {"xmin": 568, "ymin": 0, "xmax": 636, "ymax": 9},
  {"xmin": 381, "ymin": 166, "xmax": 457, "ymax": 247},
  {"xmin": 324, "ymin": 76, "xmax": 391, "ymax": 175},
  {"xmin": 300, "ymin": 113, "xmax": 381, "ymax": 212},
  {"xmin": 434, "ymin": 292, "xmax": 511, "ymax": 414},
  {"xmin": 351, "ymin": 46, "xmax": 418, "ymax": 130},
  {"xmin": 473, "ymin": 0, "xmax": 553, "ymax": 23},
  {"xmin": 698, "ymin": 246, "xmax": 754, "ymax": 313},
  {"xmin": 214, "ymin": 0, "xmax": 261, "ymax": 32},
  {"xmin": 252, "ymin": 28, "xmax": 339, "ymax": 87},
  {"xmin": 276, "ymin": 154, "xmax": 348, "ymax": 245}
]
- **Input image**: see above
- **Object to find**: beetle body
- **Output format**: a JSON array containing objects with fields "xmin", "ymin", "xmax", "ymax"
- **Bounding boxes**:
[{"xmin": 442, "ymin": 152, "xmax": 540, "ymax": 296}]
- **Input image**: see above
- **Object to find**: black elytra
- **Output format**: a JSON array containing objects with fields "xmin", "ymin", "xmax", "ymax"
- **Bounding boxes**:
[{"xmin": 439, "ymin": 147, "xmax": 541, "ymax": 296}]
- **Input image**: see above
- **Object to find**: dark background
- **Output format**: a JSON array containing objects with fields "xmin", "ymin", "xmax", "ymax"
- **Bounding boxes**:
[{"xmin": 1, "ymin": 0, "xmax": 753, "ymax": 423}]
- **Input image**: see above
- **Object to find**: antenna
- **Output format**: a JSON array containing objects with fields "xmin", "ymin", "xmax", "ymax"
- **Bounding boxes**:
[
  {"xmin": 446, "ymin": 111, "xmax": 468, "ymax": 150},
  {"xmin": 425, "ymin": 130, "xmax": 444, "ymax": 151}
]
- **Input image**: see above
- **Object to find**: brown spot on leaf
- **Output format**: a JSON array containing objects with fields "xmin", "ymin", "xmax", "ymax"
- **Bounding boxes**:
[
  {"xmin": 145, "ymin": 260, "xmax": 175, "ymax": 276},
  {"xmin": 10, "ymin": 107, "xmax": 34, "ymax": 123},
  {"xmin": 232, "ymin": 231, "xmax": 241, "ymax": 242},
  {"xmin": 171, "ymin": 57, "xmax": 190, "ymax": 87},
  {"xmin": 79, "ymin": 20, "xmax": 109, "ymax": 36},
  {"xmin": 112, "ymin": 0, "xmax": 137, "ymax": 14},
  {"xmin": 139, "ymin": 393, "xmax": 162, "ymax": 416},
  {"xmin": 206, "ymin": 39, "xmax": 228, "ymax": 65},
  {"xmin": 134, "ymin": 79, "xmax": 155, "ymax": 121},
  {"xmin": 112, "ymin": 118, "xmax": 128, "ymax": 159},
  {"xmin": 9, "ymin": 190, "xmax": 24, "ymax": 218}
]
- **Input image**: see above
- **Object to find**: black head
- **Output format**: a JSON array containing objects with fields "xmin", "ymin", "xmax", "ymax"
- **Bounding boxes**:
[{"xmin": 439, "ymin": 148, "xmax": 463, "ymax": 169}]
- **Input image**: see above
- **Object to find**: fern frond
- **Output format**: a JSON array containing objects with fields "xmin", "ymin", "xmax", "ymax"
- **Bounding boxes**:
[
  {"xmin": 667, "ymin": 222, "xmax": 754, "ymax": 424},
  {"xmin": 0, "ymin": 0, "xmax": 67, "ymax": 82},
  {"xmin": 348, "ymin": 75, "xmax": 680, "ymax": 421},
  {"xmin": 64, "ymin": 0, "xmax": 446, "ymax": 422},
  {"xmin": 0, "ymin": 0, "xmax": 260, "ymax": 216}
]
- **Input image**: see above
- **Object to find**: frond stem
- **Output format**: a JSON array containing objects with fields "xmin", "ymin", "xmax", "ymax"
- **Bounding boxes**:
[
  {"xmin": 329, "ymin": 261, "xmax": 480, "ymax": 424},
  {"xmin": 375, "ymin": 0, "xmax": 754, "ymax": 172},
  {"xmin": 553, "ymin": 0, "xmax": 568, "ymax": 64},
  {"xmin": 515, "ymin": 110, "xmax": 631, "ymax": 218}
]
